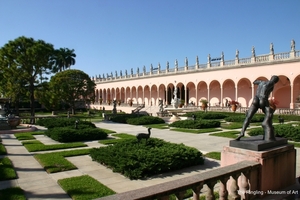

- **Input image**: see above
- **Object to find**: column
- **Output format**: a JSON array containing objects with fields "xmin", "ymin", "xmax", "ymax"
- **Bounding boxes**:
[{"xmin": 290, "ymin": 84, "xmax": 294, "ymax": 109}]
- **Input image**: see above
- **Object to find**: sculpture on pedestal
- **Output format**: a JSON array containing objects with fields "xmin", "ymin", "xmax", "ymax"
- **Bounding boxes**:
[{"xmin": 236, "ymin": 75, "xmax": 279, "ymax": 141}]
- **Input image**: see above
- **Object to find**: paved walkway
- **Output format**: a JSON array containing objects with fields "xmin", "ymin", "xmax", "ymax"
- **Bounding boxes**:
[{"xmin": 0, "ymin": 122, "xmax": 299, "ymax": 200}]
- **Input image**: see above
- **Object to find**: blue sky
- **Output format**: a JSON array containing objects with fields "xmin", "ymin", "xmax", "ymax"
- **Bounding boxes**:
[{"xmin": 1, "ymin": 0, "xmax": 300, "ymax": 78}]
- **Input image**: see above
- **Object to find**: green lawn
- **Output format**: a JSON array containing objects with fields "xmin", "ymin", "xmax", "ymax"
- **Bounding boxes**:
[
  {"xmin": 209, "ymin": 131, "xmax": 240, "ymax": 138},
  {"xmin": 15, "ymin": 131, "xmax": 44, "ymax": 140},
  {"xmin": 204, "ymin": 152, "xmax": 221, "ymax": 160},
  {"xmin": 34, "ymin": 149, "xmax": 90, "ymax": 173},
  {"xmin": 22, "ymin": 140, "xmax": 87, "ymax": 152},
  {"xmin": 170, "ymin": 128, "xmax": 222, "ymax": 134},
  {"xmin": 99, "ymin": 133, "xmax": 136, "ymax": 145},
  {"xmin": 58, "ymin": 175, "xmax": 116, "ymax": 199},
  {"xmin": 144, "ymin": 123, "xmax": 169, "ymax": 129},
  {"xmin": 0, "ymin": 157, "xmax": 17, "ymax": 181},
  {"xmin": 0, "ymin": 143, "xmax": 6, "ymax": 155},
  {"xmin": 0, "ymin": 187, "xmax": 26, "ymax": 200}
]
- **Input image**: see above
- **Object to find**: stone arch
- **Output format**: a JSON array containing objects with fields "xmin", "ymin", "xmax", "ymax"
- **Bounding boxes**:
[
  {"xmin": 166, "ymin": 83, "xmax": 175, "ymax": 105},
  {"xmin": 223, "ymin": 79, "xmax": 235, "ymax": 106},
  {"xmin": 137, "ymin": 86, "xmax": 143, "ymax": 105},
  {"xmin": 237, "ymin": 78, "xmax": 252, "ymax": 107},
  {"xmin": 186, "ymin": 82, "xmax": 196, "ymax": 105},
  {"xmin": 197, "ymin": 81, "xmax": 208, "ymax": 106},
  {"xmin": 158, "ymin": 84, "xmax": 166, "ymax": 104},
  {"xmin": 150, "ymin": 85, "xmax": 158, "ymax": 105},
  {"xmin": 144, "ymin": 85, "xmax": 150, "ymax": 105},
  {"xmin": 209, "ymin": 80, "xmax": 221, "ymax": 106},
  {"xmin": 275, "ymin": 75, "xmax": 291, "ymax": 108}
]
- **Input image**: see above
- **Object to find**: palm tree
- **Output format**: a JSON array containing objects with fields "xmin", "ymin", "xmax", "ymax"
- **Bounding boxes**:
[{"xmin": 52, "ymin": 48, "xmax": 76, "ymax": 72}]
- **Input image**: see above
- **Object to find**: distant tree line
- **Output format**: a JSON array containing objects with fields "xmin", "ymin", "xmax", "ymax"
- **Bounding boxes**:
[{"xmin": 0, "ymin": 36, "xmax": 95, "ymax": 122}]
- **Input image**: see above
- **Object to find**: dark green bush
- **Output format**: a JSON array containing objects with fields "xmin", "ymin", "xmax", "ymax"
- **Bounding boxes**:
[
  {"xmin": 247, "ymin": 124, "xmax": 300, "ymax": 142},
  {"xmin": 90, "ymin": 138, "xmax": 204, "ymax": 179},
  {"xmin": 225, "ymin": 115, "xmax": 264, "ymax": 123},
  {"xmin": 185, "ymin": 112, "xmax": 227, "ymax": 119},
  {"xmin": 169, "ymin": 119, "xmax": 220, "ymax": 129},
  {"xmin": 110, "ymin": 114, "xmax": 139, "ymax": 123},
  {"xmin": 45, "ymin": 127, "xmax": 107, "ymax": 142},
  {"xmin": 36, "ymin": 118, "xmax": 95, "ymax": 129},
  {"xmin": 126, "ymin": 116, "xmax": 165, "ymax": 125}
]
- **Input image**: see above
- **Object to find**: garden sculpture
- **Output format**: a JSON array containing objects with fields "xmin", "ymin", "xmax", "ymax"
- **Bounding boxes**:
[
  {"xmin": 236, "ymin": 75, "xmax": 279, "ymax": 141},
  {"xmin": 278, "ymin": 115, "xmax": 284, "ymax": 124},
  {"xmin": 136, "ymin": 127, "xmax": 152, "ymax": 143}
]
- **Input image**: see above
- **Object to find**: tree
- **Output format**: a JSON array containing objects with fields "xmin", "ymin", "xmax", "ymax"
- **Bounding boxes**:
[
  {"xmin": 49, "ymin": 69, "xmax": 95, "ymax": 114},
  {"xmin": 0, "ymin": 36, "xmax": 55, "ymax": 121},
  {"xmin": 52, "ymin": 48, "xmax": 76, "ymax": 72}
]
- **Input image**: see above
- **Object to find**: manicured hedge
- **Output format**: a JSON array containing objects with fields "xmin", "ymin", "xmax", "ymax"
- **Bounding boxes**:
[
  {"xmin": 109, "ymin": 114, "xmax": 140, "ymax": 123},
  {"xmin": 185, "ymin": 112, "xmax": 228, "ymax": 119},
  {"xmin": 36, "ymin": 118, "xmax": 95, "ymax": 129},
  {"xmin": 90, "ymin": 138, "xmax": 204, "ymax": 179},
  {"xmin": 169, "ymin": 119, "xmax": 220, "ymax": 129},
  {"xmin": 126, "ymin": 116, "xmax": 165, "ymax": 125},
  {"xmin": 247, "ymin": 124, "xmax": 300, "ymax": 142},
  {"xmin": 44, "ymin": 127, "xmax": 108, "ymax": 142},
  {"xmin": 225, "ymin": 115, "xmax": 264, "ymax": 123}
]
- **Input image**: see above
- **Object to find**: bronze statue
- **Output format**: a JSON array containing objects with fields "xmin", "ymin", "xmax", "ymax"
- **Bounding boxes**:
[{"xmin": 236, "ymin": 75, "xmax": 279, "ymax": 141}]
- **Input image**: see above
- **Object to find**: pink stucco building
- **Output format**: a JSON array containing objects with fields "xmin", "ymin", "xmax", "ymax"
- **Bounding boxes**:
[{"xmin": 91, "ymin": 41, "xmax": 300, "ymax": 115}]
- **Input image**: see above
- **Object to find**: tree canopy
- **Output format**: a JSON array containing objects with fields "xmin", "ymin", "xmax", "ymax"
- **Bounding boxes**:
[
  {"xmin": 52, "ymin": 48, "xmax": 76, "ymax": 73},
  {"xmin": 49, "ymin": 69, "xmax": 95, "ymax": 114},
  {"xmin": 0, "ymin": 36, "xmax": 55, "ymax": 118}
]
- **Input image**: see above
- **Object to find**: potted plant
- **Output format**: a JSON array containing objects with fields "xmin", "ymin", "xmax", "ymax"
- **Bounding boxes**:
[
  {"xmin": 179, "ymin": 99, "xmax": 185, "ymax": 108},
  {"xmin": 200, "ymin": 99, "xmax": 208, "ymax": 110},
  {"xmin": 117, "ymin": 99, "xmax": 122, "ymax": 106},
  {"xmin": 128, "ymin": 99, "xmax": 133, "ymax": 107},
  {"xmin": 107, "ymin": 99, "xmax": 112, "ymax": 105},
  {"xmin": 229, "ymin": 100, "xmax": 239, "ymax": 112}
]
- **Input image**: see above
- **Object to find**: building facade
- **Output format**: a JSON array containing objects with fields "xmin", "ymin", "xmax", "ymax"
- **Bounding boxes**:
[{"xmin": 91, "ymin": 41, "xmax": 300, "ymax": 114}]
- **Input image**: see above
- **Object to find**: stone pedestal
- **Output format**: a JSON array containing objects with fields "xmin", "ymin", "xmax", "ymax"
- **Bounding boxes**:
[{"xmin": 221, "ymin": 142, "xmax": 296, "ymax": 196}]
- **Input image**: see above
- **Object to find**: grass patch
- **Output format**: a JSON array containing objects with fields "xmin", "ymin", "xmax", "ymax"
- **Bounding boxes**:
[
  {"xmin": 144, "ymin": 123, "xmax": 169, "ymax": 129},
  {"xmin": 15, "ymin": 131, "xmax": 44, "ymax": 140},
  {"xmin": 0, "ymin": 187, "xmax": 26, "ymax": 200},
  {"xmin": 34, "ymin": 149, "xmax": 90, "ymax": 173},
  {"xmin": 170, "ymin": 128, "xmax": 222, "ymax": 134},
  {"xmin": 205, "ymin": 152, "xmax": 221, "ymax": 160},
  {"xmin": 209, "ymin": 131, "xmax": 240, "ymax": 139},
  {"xmin": 99, "ymin": 133, "xmax": 136, "ymax": 145},
  {"xmin": 58, "ymin": 175, "xmax": 115, "ymax": 199},
  {"xmin": 221, "ymin": 122, "xmax": 243, "ymax": 129},
  {"xmin": 0, "ymin": 157, "xmax": 17, "ymax": 181},
  {"xmin": 0, "ymin": 143, "xmax": 6, "ymax": 155},
  {"xmin": 289, "ymin": 142, "xmax": 300, "ymax": 148},
  {"xmin": 22, "ymin": 140, "xmax": 87, "ymax": 152}
]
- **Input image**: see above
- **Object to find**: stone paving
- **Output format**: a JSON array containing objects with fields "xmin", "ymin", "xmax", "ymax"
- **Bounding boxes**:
[{"xmin": 0, "ymin": 121, "xmax": 299, "ymax": 200}]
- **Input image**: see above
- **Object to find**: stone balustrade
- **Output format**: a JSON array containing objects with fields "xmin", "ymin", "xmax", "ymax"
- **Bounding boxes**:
[
  {"xmin": 96, "ymin": 160, "xmax": 260, "ymax": 200},
  {"xmin": 92, "ymin": 43, "xmax": 300, "ymax": 82}
]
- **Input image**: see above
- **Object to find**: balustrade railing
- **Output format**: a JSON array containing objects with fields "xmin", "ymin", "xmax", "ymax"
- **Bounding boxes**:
[
  {"xmin": 296, "ymin": 50, "xmax": 300, "ymax": 57},
  {"xmin": 274, "ymin": 52, "xmax": 290, "ymax": 60},
  {"xmin": 224, "ymin": 59, "xmax": 235, "ymax": 66},
  {"xmin": 238, "ymin": 57, "xmax": 251, "ymax": 64},
  {"xmin": 255, "ymin": 55, "xmax": 269, "ymax": 62},
  {"xmin": 97, "ymin": 160, "xmax": 260, "ymax": 200},
  {"xmin": 211, "ymin": 62, "xmax": 220, "ymax": 67}
]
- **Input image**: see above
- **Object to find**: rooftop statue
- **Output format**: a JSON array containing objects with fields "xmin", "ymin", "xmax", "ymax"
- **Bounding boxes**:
[
  {"xmin": 291, "ymin": 39, "xmax": 295, "ymax": 51},
  {"xmin": 236, "ymin": 75, "xmax": 279, "ymax": 141}
]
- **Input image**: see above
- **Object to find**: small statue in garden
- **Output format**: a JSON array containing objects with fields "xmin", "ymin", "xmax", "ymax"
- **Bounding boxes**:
[
  {"xmin": 159, "ymin": 99, "xmax": 164, "ymax": 112},
  {"xmin": 236, "ymin": 75, "xmax": 279, "ymax": 141},
  {"xmin": 136, "ymin": 127, "xmax": 152, "ymax": 144}
]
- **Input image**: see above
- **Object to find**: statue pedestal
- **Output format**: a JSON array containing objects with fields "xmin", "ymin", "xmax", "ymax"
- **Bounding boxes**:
[{"xmin": 221, "ymin": 140, "xmax": 296, "ymax": 197}]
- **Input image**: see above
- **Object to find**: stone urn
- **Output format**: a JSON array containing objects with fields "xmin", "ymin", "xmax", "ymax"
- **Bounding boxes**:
[{"xmin": 7, "ymin": 115, "xmax": 21, "ymax": 128}]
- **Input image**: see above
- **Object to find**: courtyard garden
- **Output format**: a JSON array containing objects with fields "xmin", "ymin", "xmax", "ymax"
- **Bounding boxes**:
[{"xmin": 1, "ymin": 110, "xmax": 300, "ymax": 199}]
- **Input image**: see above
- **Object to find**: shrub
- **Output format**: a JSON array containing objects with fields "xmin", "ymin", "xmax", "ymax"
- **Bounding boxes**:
[
  {"xmin": 169, "ymin": 119, "xmax": 220, "ymax": 129},
  {"xmin": 45, "ymin": 127, "xmax": 108, "ymax": 142},
  {"xmin": 185, "ymin": 112, "xmax": 227, "ymax": 119},
  {"xmin": 126, "ymin": 116, "xmax": 165, "ymax": 125},
  {"xmin": 225, "ymin": 115, "xmax": 264, "ymax": 123},
  {"xmin": 36, "ymin": 118, "xmax": 95, "ymax": 129},
  {"xmin": 110, "ymin": 114, "xmax": 139, "ymax": 123},
  {"xmin": 247, "ymin": 124, "xmax": 300, "ymax": 142},
  {"xmin": 90, "ymin": 138, "xmax": 204, "ymax": 179}
]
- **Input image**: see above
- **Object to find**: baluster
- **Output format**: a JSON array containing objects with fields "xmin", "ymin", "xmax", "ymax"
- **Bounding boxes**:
[
  {"xmin": 206, "ymin": 180, "xmax": 217, "ymax": 200},
  {"xmin": 175, "ymin": 190, "xmax": 186, "ymax": 200},
  {"xmin": 239, "ymin": 172, "xmax": 250, "ymax": 200},
  {"xmin": 192, "ymin": 182, "xmax": 204, "ymax": 200},
  {"xmin": 219, "ymin": 177, "xmax": 230, "ymax": 200},
  {"xmin": 229, "ymin": 174, "xmax": 240, "ymax": 200}
]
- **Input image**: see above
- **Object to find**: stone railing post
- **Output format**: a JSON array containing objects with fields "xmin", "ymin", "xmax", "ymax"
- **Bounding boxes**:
[
  {"xmin": 290, "ymin": 50, "xmax": 296, "ymax": 58},
  {"xmin": 219, "ymin": 177, "xmax": 230, "ymax": 200},
  {"xmin": 229, "ymin": 174, "xmax": 240, "ymax": 200},
  {"xmin": 192, "ymin": 183, "xmax": 203, "ymax": 200},
  {"xmin": 207, "ymin": 54, "xmax": 211, "ymax": 68},
  {"xmin": 206, "ymin": 180, "xmax": 217, "ymax": 200}
]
